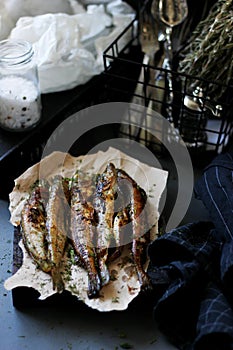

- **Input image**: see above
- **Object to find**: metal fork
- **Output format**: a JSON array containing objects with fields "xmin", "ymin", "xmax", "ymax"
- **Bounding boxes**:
[
  {"xmin": 133, "ymin": 4, "xmax": 160, "ymax": 106},
  {"xmin": 130, "ymin": 3, "xmax": 161, "ymax": 143},
  {"xmin": 139, "ymin": 6, "xmax": 159, "ymax": 62}
]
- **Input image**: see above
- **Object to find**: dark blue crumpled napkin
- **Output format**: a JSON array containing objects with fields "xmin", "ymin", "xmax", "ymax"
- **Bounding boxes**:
[
  {"xmin": 194, "ymin": 152, "xmax": 233, "ymax": 243},
  {"xmin": 147, "ymin": 222, "xmax": 221, "ymax": 349},
  {"xmin": 220, "ymin": 240, "xmax": 233, "ymax": 306},
  {"xmin": 194, "ymin": 282, "xmax": 233, "ymax": 350},
  {"xmin": 147, "ymin": 151, "xmax": 233, "ymax": 349},
  {"xmin": 195, "ymin": 152, "xmax": 233, "ymax": 305}
]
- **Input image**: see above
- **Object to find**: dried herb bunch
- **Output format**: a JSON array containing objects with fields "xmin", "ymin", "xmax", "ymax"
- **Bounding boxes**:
[{"xmin": 178, "ymin": 0, "xmax": 233, "ymax": 100}]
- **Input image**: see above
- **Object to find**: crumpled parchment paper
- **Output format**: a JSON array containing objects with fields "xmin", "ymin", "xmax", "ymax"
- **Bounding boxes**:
[{"xmin": 5, "ymin": 147, "xmax": 168, "ymax": 311}]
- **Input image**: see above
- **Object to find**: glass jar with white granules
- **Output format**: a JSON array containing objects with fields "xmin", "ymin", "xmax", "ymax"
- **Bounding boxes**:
[{"xmin": 0, "ymin": 39, "xmax": 41, "ymax": 131}]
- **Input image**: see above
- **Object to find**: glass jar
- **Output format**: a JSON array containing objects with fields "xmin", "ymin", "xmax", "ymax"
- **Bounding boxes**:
[
  {"xmin": 179, "ymin": 87, "xmax": 207, "ymax": 149},
  {"xmin": 0, "ymin": 39, "xmax": 41, "ymax": 132}
]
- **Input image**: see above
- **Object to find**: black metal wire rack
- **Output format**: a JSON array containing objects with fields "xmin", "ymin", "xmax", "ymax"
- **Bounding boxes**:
[{"xmin": 103, "ymin": 17, "xmax": 233, "ymax": 156}]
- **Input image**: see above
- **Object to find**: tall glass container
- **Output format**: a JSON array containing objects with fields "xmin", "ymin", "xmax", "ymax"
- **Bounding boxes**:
[{"xmin": 0, "ymin": 39, "xmax": 41, "ymax": 132}]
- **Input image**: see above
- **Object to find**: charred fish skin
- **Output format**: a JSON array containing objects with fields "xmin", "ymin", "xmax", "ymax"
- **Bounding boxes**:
[
  {"xmin": 70, "ymin": 173, "xmax": 101, "ymax": 299},
  {"xmin": 94, "ymin": 163, "xmax": 117, "ymax": 286},
  {"xmin": 117, "ymin": 169, "xmax": 151, "ymax": 290},
  {"xmin": 21, "ymin": 180, "xmax": 52, "ymax": 274},
  {"xmin": 46, "ymin": 175, "xmax": 70, "ymax": 293}
]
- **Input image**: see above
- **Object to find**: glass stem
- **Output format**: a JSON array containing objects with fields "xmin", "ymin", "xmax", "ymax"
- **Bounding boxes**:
[
  {"xmin": 162, "ymin": 26, "xmax": 174, "ymax": 123},
  {"xmin": 165, "ymin": 26, "xmax": 173, "ymax": 69}
]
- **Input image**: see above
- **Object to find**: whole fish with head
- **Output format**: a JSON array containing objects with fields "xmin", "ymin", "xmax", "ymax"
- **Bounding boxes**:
[
  {"xmin": 117, "ymin": 169, "xmax": 152, "ymax": 290},
  {"xmin": 70, "ymin": 171, "xmax": 101, "ymax": 299},
  {"xmin": 21, "ymin": 179, "xmax": 51, "ymax": 274},
  {"xmin": 94, "ymin": 163, "xmax": 117, "ymax": 286},
  {"xmin": 46, "ymin": 175, "xmax": 70, "ymax": 293}
]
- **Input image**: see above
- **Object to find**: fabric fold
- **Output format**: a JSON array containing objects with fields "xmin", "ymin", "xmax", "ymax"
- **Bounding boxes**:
[
  {"xmin": 195, "ymin": 151, "xmax": 233, "ymax": 308},
  {"xmin": 147, "ymin": 222, "xmax": 219, "ymax": 349},
  {"xmin": 148, "ymin": 221, "xmax": 216, "ymax": 267},
  {"xmin": 194, "ymin": 152, "xmax": 233, "ymax": 243},
  {"xmin": 220, "ymin": 240, "xmax": 233, "ymax": 307},
  {"xmin": 149, "ymin": 260, "xmax": 206, "ymax": 349},
  {"xmin": 147, "ymin": 151, "xmax": 233, "ymax": 349},
  {"xmin": 194, "ymin": 282, "xmax": 233, "ymax": 350}
]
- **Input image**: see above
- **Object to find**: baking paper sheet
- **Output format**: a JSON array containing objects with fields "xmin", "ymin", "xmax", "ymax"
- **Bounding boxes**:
[{"xmin": 5, "ymin": 147, "xmax": 168, "ymax": 311}]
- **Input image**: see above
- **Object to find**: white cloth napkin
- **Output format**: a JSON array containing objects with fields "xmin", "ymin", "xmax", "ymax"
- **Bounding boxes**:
[{"xmin": 0, "ymin": 0, "xmax": 135, "ymax": 93}]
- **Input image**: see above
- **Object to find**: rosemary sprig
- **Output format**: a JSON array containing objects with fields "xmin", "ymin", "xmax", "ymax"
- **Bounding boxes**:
[{"xmin": 178, "ymin": 0, "xmax": 233, "ymax": 100}]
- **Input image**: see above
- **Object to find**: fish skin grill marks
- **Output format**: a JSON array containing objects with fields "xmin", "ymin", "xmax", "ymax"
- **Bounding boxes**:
[
  {"xmin": 70, "ymin": 172, "xmax": 102, "ymax": 299},
  {"xmin": 46, "ymin": 175, "xmax": 70, "ymax": 293},
  {"xmin": 20, "ymin": 163, "xmax": 152, "ymax": 299},
  {"xmin": 21, "ymin": 180, "xmax": 52, "ymax": 275},
  {"xmin": 116, "ymin": 168, "xmax": 152, "ymax": 291},
  {"xmin": 21, "ymin": 177, "xmax": 71, "ymax": 293},
  {"xmin": 93, "ymin": 163, "xmax": 118, "ymax": 288}
]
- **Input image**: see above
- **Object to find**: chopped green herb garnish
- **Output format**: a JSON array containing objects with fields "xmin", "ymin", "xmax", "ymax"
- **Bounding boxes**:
[
  {"xmin": 112, "ymin": 297, "xmax": 119, "ymax": 303},
  {"xmin": 70, "ymin": 248, "xmax": 76, "ymax": 265}
]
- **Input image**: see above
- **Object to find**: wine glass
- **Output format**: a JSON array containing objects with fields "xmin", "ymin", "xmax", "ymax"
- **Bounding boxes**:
[
  {"xmin": 155, "ymin": 0, "xmax": 188, "ymax": 124},
  {"xmin": 158, "ymin": 0, "xmax": 188, "ymax": 68}
]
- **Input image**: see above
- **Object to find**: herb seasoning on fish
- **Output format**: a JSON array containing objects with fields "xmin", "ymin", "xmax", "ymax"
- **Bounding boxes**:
[
  {"xmin": 94, "ymin": 163, "xmax": 117, "ymax": 286},
  {"xmin": 117, "ymin": 169, "xmax": 151, "ymax": 290},
  {"xmin": 70, "ymin": 172, "xmax": 101, "ymax": 299},
  {"xmin": 21, "ymin": 179, "xmax": 51, "ymax": 274},
  {"xmin": 46, "ymin": 175, "xmax": 70, "ymax": 293}
]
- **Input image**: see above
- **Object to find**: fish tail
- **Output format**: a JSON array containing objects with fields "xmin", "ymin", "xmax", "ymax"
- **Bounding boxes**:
[
  {"xmin": 137, "ymin": 268, "xmax": 152, "ymax": 291},
  {"xmin": 132, "ymin": 238, "xmax": 152, "ymax": 291},
  {"xmin": 51, "ymin": 266, "xmax": 64, "ymax": 293},
  {"xmin": 87, "ymin": 272, "xmax": 101, "ymax": 299},
  {"xmin": 98, "ymin": 257, "xmax": 110, "ymax": 286}
]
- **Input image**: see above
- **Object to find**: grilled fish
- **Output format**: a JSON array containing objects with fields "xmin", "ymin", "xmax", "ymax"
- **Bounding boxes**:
[
  {"xmin": 94, "ymin": 163, "xmax": 117, "ymax": 286},
  {"xmin": 46, "ymin": 175, "xmax": 70, "ymax": 293},
  {"xmin": 70, "ymin": 172, "xmax": 101, "ymax": 299},
  {"xmin": 21, "ymin": 180, "xmax": 52, "ymax": 273},
  {"xmin": 117, "ymin": 169, "xmax": 151, "ymax": 290}
]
